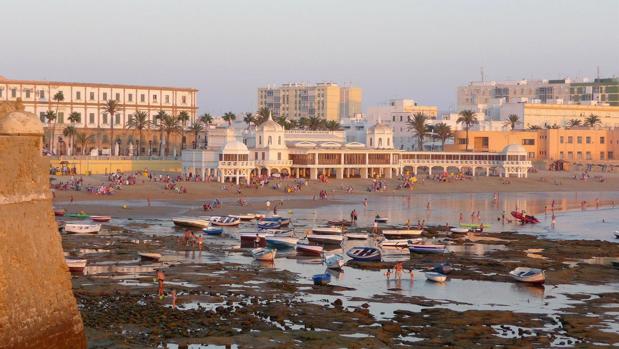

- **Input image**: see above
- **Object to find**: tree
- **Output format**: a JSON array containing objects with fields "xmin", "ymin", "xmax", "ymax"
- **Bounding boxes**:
[
  {"xmin": 528, "ymin": 125, "xmax": 542, "ymax": 130},
  {"xmin": 154, "ymin": 110, "xmax": 168, "ymax": 156},
  {"xmin": 126, "ymin": 111, "xmax": 151, "ymax": 156},
  {"xmin": 243, "ymin": 112, "xmax": 255, "ymax": 128},
  {"xmin": 222, "ymin": 112, "xmax": 236, "ymax": 126},
  {"xmin": 297, "ymin": 116, "xmax": 309, "ymax": 129},
  {"xmin": 68, "ymin": 111, "xmax": 81, "ymax": 124},
  {"xmin": 407, "ymin": 112, "xmax": 428, "ymax": 151},
  {"xmin": 63, "ymin": 125, "xmax": 78, "ymax": 156},
  {"xmin": 255, "ymin": 107, "xmax": 270, "ymax": 125},
  {"xmin": 584, "ymin": 114, "xmax": 601, "ymax": 127},
  {"xmin": 456, "ymin": 110, "xmax": 478, "ymax": 151},
  {"xmin": 200, "ymin": 112, "xmax": 213, "ymax": 125},
  {"xmin": 101, "ymin": 100, "xmax": 120, "ymax": 155},
  {"xmin": 505, "ymin": 114, "xmax": 519, "ymax": 130},
  {"xmin": 434, "ymin": 122, "xmax": 452, "ymax": 150},
  {"xmin": 567, "ymin": 119, "xmax": 582, "ymax": 128},
  {"xmin": 177, "ymin": 111, "xmax": 190, "ymax": 150},
  {"xmin": 160, "ymin": 114, "xmax": 181, "ymax": 156},
  {"xmin": 307, "ymin": 116, "xmax": 322, "ymax": 130},
  {"xmin": 324, "ymin": 120, "xmax": 341, "ymax": 131},
  {"xmin": 44, "ymin": 110, "xmax": 57, "ymax": 154},
  {"xmin": 187, "ymin": 121, "xmax": 204, "ymax": 149},
  {"xmin": 75, "ymin": 132, "xmax": 95, "ymax": 155},
  {"xmin": 276, "ymin": 115, "xmax": 292, "ymax": 129}
]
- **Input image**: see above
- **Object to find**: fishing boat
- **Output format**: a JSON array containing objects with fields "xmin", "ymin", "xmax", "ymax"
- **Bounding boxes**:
[
  {"xmin": 91, "ymin": 215, "xmax": 112, "ymax": 222},
  {"xmin": 345, "ymin": 233, "xmax": 368, "ymax": 240},
  {"xmin": 296, "ymin": 243, "xmax": 323, "ymax": 256},
  {"xmin": 346, "ymin": 246, "xmax": 382, "ymax": 262},
  {"xmin": 509, "ymin": 267, "xmax": 545, "ymax": 284},
  {"xmin": 64, "ymin": 223, "xmax": 101, "ymax": 234},
  {"xmin": 312, "ymin": 273, "xmax": 331, "ymax": 285},
  {"xmin": 265, "ymin": 235, "xmax": 298, "ymax": 249},
  {"xmin": 251, "ymin": 247, "xmax": 277, "ymax": 262},
  {"xmin": 65, "ymin": 258, "xmax": 87, "ymax": 273},
  {"xmin": 258, "ymin": 221, "xmax": 281, "ymax": 230},
  {"xmin": 308, "ymin": 234, "xmax": 344, "ymax": 245},
  {"xmin": 450, "ymin": 227, "xmax": 470, "ymax": 234},
  {"xmin": 138, "ymin": 252, "xmax": 162, "ymax": 262},
  {"xmin": 327, "ymin": 219, "xmax": 353, "ymax": 227},
  {"xmin": 374, "ymin": 215, "xmax": 389, "ymax": 223},
  {"xmin": 54, "ymin": 208, "xmax": 65, "ymax": 217},
  {"xmin": 203, "ymin": 227, "xmax": 224, "ymax": 236},
  {"xmin": 511, "ymin": 211, "xmax": 540, "ymax": 224},
  {"xmin": 240, "ymin": 233, "xmax": 266, "ymax": 247},
  {"xmin": 382, "ymin": 229, "xmax": 422, "ymax": 240},
  {"xmin": 459, "ymin": 223, "xmax": 492, "ymax": 229},
  {"xmin": 425, "ymin": 272, "xmax": 447, "ymax": 283},
  {"xmin": 262, "ymin": 216, "xmax": 291, "ymax": 226},
  {"xmin": 432, "ymin": 263, "xmax": 453, "ymax": 275},
  {"xmin": 380, "ymin": 238, "xmax": 420, "ymax": 248},
  {"xmin": 172, "ymin": 217, "xmax": 211, "ymax": 228},
  {"xmin": 323, "ymin": 253, "xmax": 345, "ymax": 270},
  {"xmin": 210, "ymin": 216, "xmax": 241, "ymax": 227},
  {"xmin": 65, "ymin": 213, "xmax": 90, "ymax": 219},
  {"xmin": 312, "ymin": 226, "xmax": 344, "ymax": 235},
  {"xmin": 229, "ymin": 213, "xmax": 257, "ymax": 221},
  {"xmin": 408, "ymin": 241, "xmax": 446, "ymax": 254}
]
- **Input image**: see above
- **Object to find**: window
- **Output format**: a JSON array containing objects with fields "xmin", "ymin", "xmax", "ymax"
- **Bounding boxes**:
[
  {"xmin": 458, "ymin": 138, "xmax": 467, "ymax": 145},
  {"xmin": 600, "ymin": 152, "xmax": 605, "ymax": 160},
  {"xmin": 528, "ymin": 152, "xmax": 535, "ymax": 159},
  {"xmin": 153, "ymin": 94, "xmax": 157, "ymax": 102},
  {"xmin": 39, "ymin": 112, "xmax": 45, "ymax": 122},
  {"xmin": 387, "ymin": 138, "xmax": 390, "ymax": 146},
  {"xmin": 278, "ymin": 136, "xmax": 281, "ymax": 145},
  {"xmin": 522, "ymin": 139, "xmax": 535, "ymax": 145},
  {"xmin": 102, "ymin": 113, "xmax": 108, "ymax": 124},
  {"xmin": 115, "ymin": 93, "xmax": 120, "ymax": 101},
  {"xmin": 609, "ymin": 152, "xmax": 614, "ymax": 160},
  {"xmin": 568, "ymin": 151, "xmax": 574, "ymax": 160},
  {"xmin": 560, "ymin": 136, "xmax": 564, "ymax": 144},
  {"xmin": 577, "ymin": 151, "xmax": 582, "ymax": 160},
  {"xmin": 165, "ymin": 95, "xmax": 170, "ymax": 104},
  {"xmin": 586, "ymin": 136, "xmax": 591, "ymax": 144},
  {"xmin": 11, "ymin": 88, "xmax": 16, "ymax": 98},
  {"xmin": 76, "ymin": 91, "xmax": 81, "ymax": 100},
  {"xmin": 102, "ymin": 92, "xmax": 108, "ymax": 101},
  {"xmin": 577, "ymin": 136, "xmax": 582, "ymax": 144},
  {"xmin": 261, "ymin": 152, "xmax": 265, "ymax": 160},
  {"xmin": 559, "ymin": 151, "xmax": 564, "ymax": 159},
  {"xmin": 586, "ymin": 151, "xmax": 591, "ymax": 160},
  {"xmin": 254, "ymin": 152, "xmax": 258, "ymax": 160},
  {"xmin": 182, "ymin": 96, "xmax": 187, "ymax": 104},
  {"xmin": 40, "ymin": 90, "xmax": 45, "ymax": 99},
  {"xmin": 370, "ymin": 137, "xmax": 373, "ymax": 146},
  {"xmin": 115, "ymin": 113, "xmax": 121, "ymax": 125},
  {"xmin": 400, "ymin": 115, "xmax": 403, "ymax": 122},
  {"xmin": 90, "ymin": 92, "xmax": 95, "ymax": 100},
  {"xmin": 25, "ymin": 90, "xmax": 31, "ymax": 98},
  {"xmin": 600, "ymin": 136, "xmax": 605, "ymax": 144},
  {"xmin": 378, "ymin": 138, "xmax": 383, "ymax": 147},
  {"xmin": 567, "ymin": 136, "xmax": 573, "ymax": 144},
  {"xmin": 268, "ymin": 136, "xmax": 272, "ymax": 145},
  {"xmin": 140, "ymin": 94, "xmax": 145, "ymax": 102},
  {"xmin": 128, "ymin": 94, "xmax": 133, "ymax": 102},
  {"xmin": 277, "ymin": 152, "xmax": 281, "ymax": 161},
  {"xmin": 259, "ymin": 136, "xmax": 262, "ymax": 145},
  {"xmin": 89, "ymin": 113, "xmax": 95, "ymax": 124}
]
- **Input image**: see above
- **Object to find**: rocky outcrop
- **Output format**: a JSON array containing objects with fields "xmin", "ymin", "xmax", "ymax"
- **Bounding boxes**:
[{"xmin": 0, "ymin": 100, "xmax": 86, "ymax": 348}]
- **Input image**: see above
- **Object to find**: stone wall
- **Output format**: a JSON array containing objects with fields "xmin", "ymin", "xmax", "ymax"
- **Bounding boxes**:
[{"xmin": 0, "ymin": 103, "xmax": 86, "ymax": 348}]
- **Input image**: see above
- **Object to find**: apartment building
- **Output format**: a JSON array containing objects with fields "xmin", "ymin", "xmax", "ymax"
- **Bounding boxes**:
[{"xmin": 257, "ymin": 82, "xmax": 362, "ymax": 121}]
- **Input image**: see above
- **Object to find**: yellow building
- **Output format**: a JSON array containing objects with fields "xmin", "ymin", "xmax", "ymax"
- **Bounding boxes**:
[{"xmin": 500, "ymin": 103, "xmax": 619, "ymax": 128}]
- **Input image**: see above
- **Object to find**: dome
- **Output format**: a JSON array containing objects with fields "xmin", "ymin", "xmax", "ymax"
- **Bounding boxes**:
[
  {"xmin": 368, "ymin": 121, "xmax": 391, "ymax": 132},
  {"xmin": 501, "ymin": 144, "xmax": 527, "ymax": 154},
  {"xmin": 258, "ymin": 112, "xmax": 283, "ymax": 132},
  {"xmin": 222, "ymin": 140, "xmax": 249, "ymax": 153}
]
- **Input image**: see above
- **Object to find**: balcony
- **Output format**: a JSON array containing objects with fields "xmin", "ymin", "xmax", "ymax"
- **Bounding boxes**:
[
  {"xmin": 255, "ymin": 160, "xmax": 293, "ymax": 167},
  {"xmin": 218, "ymin": 160, "xmax": 256, "ymax": 168}
]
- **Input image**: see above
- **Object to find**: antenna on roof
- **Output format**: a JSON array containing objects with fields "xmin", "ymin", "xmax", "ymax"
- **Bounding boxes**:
[{"xmin": 480, "ymin": 67, "xmax": 485, "ymax": 82}]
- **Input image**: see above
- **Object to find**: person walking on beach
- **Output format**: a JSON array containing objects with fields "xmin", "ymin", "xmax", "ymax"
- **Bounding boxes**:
[
  {"xmin": 156, "ymin": 269, "xmax": 165, "ymax": 299},
  {"xmin": 459, "ymin": 212, "xmax": 464, "ymax": 224},
  {"xmin": 197, "ymin": 235, "xmax": 204, "ymax": 251},
  {"xmin": 551, "ymin": 214, "xmax": 557, "ymax": 229}
]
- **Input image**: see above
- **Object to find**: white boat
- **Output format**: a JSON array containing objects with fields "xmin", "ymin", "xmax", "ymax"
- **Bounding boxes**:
[
  {"xmin": 409, "ymin": 242, "xmax": 446, "ymax": 254},
  {"xmin": 251, "ymin": 247, "xmax": 277, "ymax": 261},
  {"xmin": 138, "ymin": 252, "xmax": 162, "ymax": 262},
  {"xmin": 265, "ymin": 236, "xmax": 298, "ymax": 248},
  {"xmin": 229, "ymin": 213, "xmax": 256, "ymax": 221},
  {"xmin": 64, "ymin": 223, "xmax": 101, "ymax": 234},
  {"xmin": 172, "ymin": 217, "xmax": 210, "ymax": 228},
  {"xmin": 425, "ymin": 272, "xmax": 447, "ymax": 282},
  {"xmin": 380, "ymin": 238, "xmax": 421, "ymax": 248},
  {"xmin": 450, "ymin": 227, "xmax": 470, "ymax": 234},
  {"xmin": 210, "ymin": 216, "xmax": 241, "ymax": 226},
  {"xmin": 382, "ymin": 229, "xmax": 422, "ymax": 239},
  {"xmin": 324, "ymin": 253, "xmax": 345, "ymax": 270},
  {"xmin": 345, "ymin": 233, "xmax": 368, "ymax": 240},
  {"xmin": 65, "ymin": 258, "xmax": 87, "ymax": 273},
  {"xmin": 509, "ymin": 267, "xmax": 546, "ymax": 284},
  {"xmin": 308, "ymin": 234, "xmax": 344, "ymax": 245},
  {"xmin": 312, "ymin": 226, "xmax": 343, "ymax": 235},
  {"xmin": 614, "ymin": 231, "xmax": 619, "ymax": 239}
]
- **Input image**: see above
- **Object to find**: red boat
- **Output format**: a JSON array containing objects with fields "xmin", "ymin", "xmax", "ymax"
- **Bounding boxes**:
[
  {"xmin": 511, "ymin": 211, "xmax": 540, "ymax": 224},
  {"xmin": 91, "ymin": 215, "xmax": 112, "ymax": 222},
  {"xmin": 54, "ymin": 209, "xmax": 65, "ymax": 217}
]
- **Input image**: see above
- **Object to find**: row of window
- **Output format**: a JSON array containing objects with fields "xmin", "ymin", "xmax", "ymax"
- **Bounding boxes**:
[
  {"xmin": 559, "ymin": 136, "xmax": 604, "ymax": 144},
  {"xmin": 559, "ymin": 151, "xmax": 614, "ymax": 160},
  {"xmin": 0, "ymin": 88, "xmax": 188, "ymax": 104}
]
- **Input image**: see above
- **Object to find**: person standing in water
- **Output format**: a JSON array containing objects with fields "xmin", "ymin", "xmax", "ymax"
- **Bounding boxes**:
[{"xmin": 156, "ymin": 269, "xmax": 165, "ymax": 299}]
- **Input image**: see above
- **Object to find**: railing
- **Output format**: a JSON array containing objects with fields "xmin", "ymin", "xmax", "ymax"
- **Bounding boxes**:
[
  {"xmin": 255, "ymin": 160, "xmax": 293, "ymax": 166},
  {"xmin": 218, "ymin": 161, "xmax": 256, "ymax": 167},
  {"xmin": 51, "ymin": 155, "xmax": 180, "ymax": 161}
]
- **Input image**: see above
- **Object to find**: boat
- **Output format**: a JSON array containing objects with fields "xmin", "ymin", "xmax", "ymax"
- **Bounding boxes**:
[
  {"xmin": 425, "ymin": 272, "xmax": 447, "ymax": 282},
  {"xmin": 138, "ymin": 252, "xmax": 162, "ymax": 262},
  {"xmin": 54, "ymin": 209, "xmax": 65, "ymax": 216},
  {"xmin": 172, "ymin": 217, "xmax": 211, "ymax": 228},
  {"xmin": 311, "ymin": 226, "xmax": 344, "ymax": 235},
  {"xmin": 408, "ymin": 241, "xmax": 446, "ymax": 254},
  {"xmin": 307, "ymin": 234, "xmax": 344, "ymax": 245},
  {"xmin": 346, "ymin": 246, "xmax": 382, "ymax": 262},
  {"xmin": 240, "ymin": 233, "xmax": 266, "ymax": 247},
  {"xmin": 432, "ymin": 263, "xmax": 453, "ymax": 275},
  {"xmin": 262, "ymin": 216, "xmax": 291, "ymax": 226},
  {"xmin": 323, "ymin": 253, "xmax": 345, "ymax": 270},
  {"xmin": 265, "ymin": 235, "xmax": 298, "ymax": 249},
  {"xmin": 203, "ymin": 227, "xmax": 224, "ymax": 235},
  {"xmin": 374, "ymin": 216, "xmax": 389, "ymax": 223},
  {"xmin": 509, "ymin": 267, "xmax": 545, "ymax": 284},
  {"xmin": 327, "ymin": 219, "xmax": 353, "ymax": 227},
  {"xmin": 65, "ymin": 258, "xmax": 87, "ymax": 273},
  {"xmin": 296, "ymin": 243, "xmax": 323, "ymax": 256},
  {"xmin": 380, "ymin": 238, "xmax": 420, "ymax": 248},
  {"xmin": 345, "ymin": 233, "xmax": 368, "ymax": 240},
  {"xmin": 450, "ymin": 227, "xmax": 470, "ymax": 234},
  {"xmin": 210, "ymin": 216, "xmax": 241, "ymax": 226},
  {"xmin": 229, "ymin": 213, "xmax": 256, "ymax": 221},
  {"xmin": 312, "ymin": 273, "xmax": 331, "ymax": 285},
  {"xmin": 459, "ymin": 223, "xmax": 492, "ymax": 229},
  {"xmin": 511, "ymin": 211, "xmax": 540, "ymax": 224},
  {"xmin": 382, "ymin": 229, "xmax": 423, "ymax": 239},
  {"xmin": 65, "ymin": 213, "xmax": 90, "ymax": 219},
  {"xmin": 64, "ymin": 223, "xmax": 101, "ymax": 234},
  {"xmin": 258, "ymin": 221, "xmax": 281, "ymax": 230},
  {"xmin": 251, "ymin": 247, "xmax": 277, "ymax": 262},
  {"xmin": 614, "ymin": 231, "xmax": 619, "ymax": 239},
  {"xmin": 91, "ymin": 215, "xmax": 112, "ymax": 222}
]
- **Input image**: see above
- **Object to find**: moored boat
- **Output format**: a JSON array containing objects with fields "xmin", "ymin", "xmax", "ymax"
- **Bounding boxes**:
[
  {"xmin": 312, "ymin": 273, "xmax": 331, "ymax": 285},
  {"xmin": 229, "ymin": 213, "xmax": 257, "ymax": 221},
  {"xmin": 380, "ymin": 238, "xmax": 420, "ymax": 248},
  {"xmin": 296, "ymin": 243, "xmax": 323, "ymax": 256},
  {"xmin": 345, "ymin": 233, "xmax": 368, "ymax": 240},
  {"xmin": 173, "ymin": 217, "xmax": 211, "ymax": 228},
  {"xmin": 450, "ymin": 227, "xmax": 470, "ymax": 234},
  {"xmin": 511, "ymin": 211, "xmax": 540, "ymax": 224},
  {"xmin": 374, "ymin": 216, "xmax": 389, "ymax": 223},
  {"xmin": 138, "ymin": 252, "xmax": 162, "ymax": 262},
  {"xmin": 265, "ymin": 236, "xmax": 298, "ymax": 249},
  {"xmin": 65, "ymin": 258, "xmax": 87, "ymax": 273},
  {"xmin": 509, "ymin": 267, "xmax": 545, "ymax": 284},
  {"xmin": 64, "ymin": 223, "xmax": 101, "ymax": 234},
  {"xmin": 203, "ymin": 227, "xmax": 224, "ymax": 235},
  {"xmin": 614, "ymin": 231, "xmax": 619, "ymax": 239},
  {"xmin": 258, "ymin": 221, "xmax": 281, "ymax": 230},
  {"xmin": 308, "ymin": 234, "xmax": 344, "ymax": 245},
  {"xmin": 210, "ymin": 216, "xmax": 241, "ymax": 227},
  {"xmin": 262, "ymin": 216, "xmax": 290, "ymax": 226},
  {"xmin": 459, "ymin": 223, "xmax": 492, "ymax": 229},
  {"xmin": 382, "ymin": 229, "xmax": 422, "ymax": 240},
  {"xmin": 54, "ymin": 208, "xmax": 65, "ymax": 216},
  {"xmin": 91, "ymin": 215, "xmax": 112, "ymax": 222},
  {"xmin": 327, "ymin": 219, "xmax": 352, "ymax": 227},
  {"xmin": 240, "ymin": 233, "xmax": 266, "ymax": 247},
  {"xmin": 323, "ymin": 253, "xmax": 345, "ymax": 270},
  {"xmin": 425, "ymin": 272, "xmax": 447, "ymax": 283},
  {"xmin": 251, "ymin": 247, "xmax": 277, "ymax": 261},
  {"xmin": 346, "ymin": 246, "xmax": 382, "ymax": 262},
  {"xmin": 65, "ymin": 213, "xmax": 90, "ymax": 219},
  {"xmin": 408, "ymin": 241, "xmax": 446, "ymax": 254},
  {"xmin": 312, "ymin": 226, "xmax": 344, "ymax": 235}
]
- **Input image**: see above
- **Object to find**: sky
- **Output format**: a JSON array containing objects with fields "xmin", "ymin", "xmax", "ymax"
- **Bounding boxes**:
[{"xmin": 2, "ymin": 0, "xmax": 618, "ymax": 115}]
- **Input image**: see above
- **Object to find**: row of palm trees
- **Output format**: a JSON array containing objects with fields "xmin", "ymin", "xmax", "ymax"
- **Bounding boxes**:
[
  {"xmin": 406, "ymin": 110, "xmax": 479, "ymax": 151},
  {"xmin": 241, "ymin": 107, "xmax": 342, "ymax": 131}
]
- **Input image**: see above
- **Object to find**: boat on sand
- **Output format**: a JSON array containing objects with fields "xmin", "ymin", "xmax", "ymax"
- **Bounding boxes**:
[
  {"xmin": 65, "ymin": 258, "xmax": 87, "ymax": 273},
  {"xmin": 323, "ymin": 253, "xmax": 345, "ymax": 270},
  {"xmin": 346, "ymin": 246, "xmax": 381, "ymax": 262},
  {"xmin": 64, "ymin": 223, "xmax": 101, "ymax": 234},
  {"xmin": 509, "ymin": 267, "xmax": 545, "ymax": 284},
  {"xmin": 138, "ymin": 252, "xmax": 162, "ymax": 262},
  {"xmin": 251, "ymin": 247, "xmax": 277, "ymax": 261},
  {"xmin": 425, "ymin": 272, "xmax": 447, "ymax": 282}
]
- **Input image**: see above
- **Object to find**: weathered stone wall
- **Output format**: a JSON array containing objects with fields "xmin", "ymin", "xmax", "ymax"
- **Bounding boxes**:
[{"xmin": 0, "ymin": 104, "xmax": 86, "ymax": 348}]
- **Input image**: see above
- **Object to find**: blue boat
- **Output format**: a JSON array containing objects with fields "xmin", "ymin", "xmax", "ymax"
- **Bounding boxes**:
[
  {"xmin": 312, "ymin": 273, "xmax": 331, "ymax": 285},
  {"xmin": 203, "ymin": 227, "xmax": 224, "ymax": 236},
  {"xmin": 346, "ymin": 246, "xmax": 382, "ymax": 262},
  {"xmin": 432, "ymin": 263, "xmax": 453, "ymax": 274},
  {"xmin": 262, "ymin": 216, "xmax": 290, "ymax": 226},
  {"xmin": 258, "ymin": 221, "xmax": 281, "ymax": 230},
  {"xmin": 408, "ymin": 242, "xmax": 446, "ymax": 254}
]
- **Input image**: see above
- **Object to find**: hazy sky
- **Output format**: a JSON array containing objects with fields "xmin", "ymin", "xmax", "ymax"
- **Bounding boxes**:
[{"xmin": 3, "ymin": 0, "xmax": 618, "ymax": 114}]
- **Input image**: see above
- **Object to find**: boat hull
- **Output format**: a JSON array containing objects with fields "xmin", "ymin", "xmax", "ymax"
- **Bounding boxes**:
[
  {"xmin": 138, "ymin": 253, "xmax": 162, "ymax": 262},
  {"xmin": 252, "ymin": 248, "xmax": 276, "ymax": 261},
  {"xmin": 91, "ymin": 216, "xmax": 112, "ymax": 222},
  {"xmin": 382, "ymin": 229, "xmax": 422, "ymax": 240},
  {"xmin": 64, "ymin": 224, "xmax": 101, "ymax": 234},
  {"xmin": 296, "ymin": 244, "xmax": 323, "ymax": 256},
  {"xmin": 308, "ymin": 235, "xmax": 343, "ymax": 245},
  {"xmin": 409, "ymin": 244, "xmax": 446, "ymax": 254},
  {"xmin": 266, "ymin": 237, "xmax": 298, "ymax": 248},
  {"xmin": 346, "ymin": 247, "xmax": 382, "ymax": 262},
  {"xmin": 312, "ymin": 227, "xmax": 343, "ymax": 235},
  {"xmin": 65, "ymin": 259, "xmax": 87, "ymax": 273},
  {"xmin": 509, "ymin": 267, "xmax": 546, "ymax": 284},
  {"xmin": 425, "ymin": 272, "xmax": 447, "ymax": 282}
]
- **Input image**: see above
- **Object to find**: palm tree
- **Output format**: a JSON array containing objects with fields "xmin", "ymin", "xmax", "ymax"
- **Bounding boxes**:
[
  {"xmin": 154, "ymin": 110, "xmax": 168, "ymax": 156},
  {"xmin": 307, "ymin": 116, "xmax": 322, "ymax": 130},
  {"xmin": 297, "ymin": 116, "xmax": 309, "ymax": 130},
  {"xmin": 222, "ymin": 112, "xmax": 236, "ymax": 126},
  {"xmin": 243, "ymin": 112, "xmax": 255, "ymax": 129},
  {"xmin": 434, "ymin": 122, "xmax": 452, "ymax": 150},
  {"xmin": 63, "ymin": 125, "xmax": 78, "ymax": 156},
  {"xmin": 75, "ymin": 132, "xmax": 95, "ymax": 155},
  {"xmin": 456, "ymin": 110, "xmax": 478, "ymax": 151},
  {"xmin": 324, "ymin": 120, "xmax": 341, "ymax": 131},
  {"xmin": 44, "ymin": 110, "xmax": 57, "ymax": 154},
  {"xmin": 407, "ymin": 112, "xmax": 428, "ymax": 151},
  {"xmin": 68, "ymin": 111, "xmax": 81, "ymax": 125},
  {"xmin": 276, "ymin": 115, "xmax": 291, "ymax": 129},
  {"xmin": 160, "ymin": 114, "xmax": 181, "ymax": 156},
  {"xmin": 256, "ymin": 107, "xmax": 270, "ymax": 125},
  {"xmin": 53, "ymin": 91, "xmax": 64, "ymax": 117},
  {"xmin": 101, "ymin": 100, "xmax": 120, "ymax": 155},
  {"xmin": 504, "ymin": 114, "xmax": 519, "ymax": 130},
  {"xmin": 126, "ymin": 111, "xmax": 151, "ymax": 156},
  {"xmin": 528, "ymin": 125, "xmax": 542, "ymax": 130},
  {"xmin": 177, "ymin": 111, "xmax": 190, "ymax": 150},
  {"xmin": 584, "ymin": 114, "xmax": 602, "ymax": 127},
  {"xmin": 200, "ymin": 112, "xmax": 213, "ymax": 125},
  {"xmin": 187, "ymin": 121, "xmax": 204, "ymax": 149},
  {"xmin": 567, "ymin": 119, "xmax": 582, "ymax": 128}
]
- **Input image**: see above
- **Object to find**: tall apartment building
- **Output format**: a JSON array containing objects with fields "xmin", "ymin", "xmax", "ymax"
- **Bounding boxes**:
[
  {"xmin": 0, "ymin": 75, "xmax": 198, "ymax": 155},
  {"xmin": 457, "ymin": 78, "xmax": 619, "ymax": 111},
  {"xmin": 257, "ymin": 82, "xmax": 362, "ymax": 121}
]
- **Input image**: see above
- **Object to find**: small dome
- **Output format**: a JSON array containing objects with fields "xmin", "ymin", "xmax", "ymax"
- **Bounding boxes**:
[
  {"xmin": 258, "ymin": 112, "xmax": 284, "ymax": 132},
  {"xmin": 502, "ymin": 144, "xmax": 527, "ymax": 154},
  {"xmin": 222, "ymin": 140, "xmax": 249, "ymax": 153}
]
